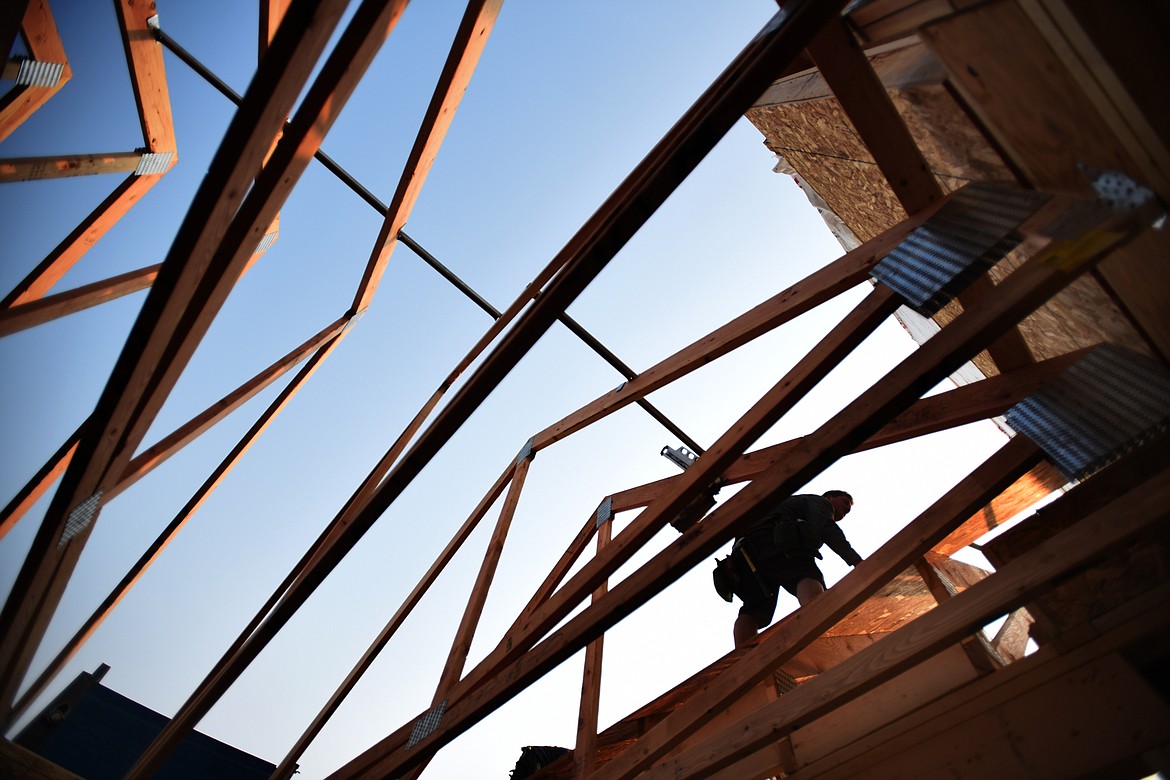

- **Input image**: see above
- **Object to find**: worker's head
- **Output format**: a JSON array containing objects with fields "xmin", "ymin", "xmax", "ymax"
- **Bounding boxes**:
[{"xmin": 823, "ymin": 490, "xmax": 853, "ymax": 521}]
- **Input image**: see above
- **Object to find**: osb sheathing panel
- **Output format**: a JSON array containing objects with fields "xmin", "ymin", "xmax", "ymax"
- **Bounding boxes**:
[
  {"xmin": 747, "ymin": 97, "xmax": 905, "ymax": 243},
  {"xmin": 825, "ymin": 567, "xmax": 935, "ymax": 636},
  {"xmin": 746, "ymin": 84, "xmax": 1153, "ymax": 375},
  {"xmin": 745, "ymin": 83, "xmax": 1008, "ymax": 243},
  {"xmin": 889, "ymin": 86, "xmax": 1016, "ymax": 187}
]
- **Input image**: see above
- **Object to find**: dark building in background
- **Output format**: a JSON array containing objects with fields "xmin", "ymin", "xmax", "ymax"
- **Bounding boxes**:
[{"xmin": 13, "ymin": 665, "xmax": 280, "ymax": 780}]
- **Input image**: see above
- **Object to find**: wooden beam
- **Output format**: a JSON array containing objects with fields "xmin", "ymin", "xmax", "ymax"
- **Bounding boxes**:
[
  {"xmin": 0, "ymin": 428, "xmax": 80, "ymax": 542},
  {"xmin": 0, "ymin": 264, "xmax": 159, "ymax": 337},
  {"xmin": 283, "ymin": 376, "xmax": 474, "ymax": 602},
  {"xmin": 269, "ymin": 461, "xmax": 516, "ymax": 780},
  {"xmin": 400, "ymin": 455, "xmax": 532, "ymax": 780},
  {"xmin": 915, "ymin": 554, "xmax": 1004, "ymax": 672},
  {"xmin": 931, "ymin": 460, "xmax": 1066, "ymax": 556},
  {"xmin": 530, "ymin": 190, "xmax": 957, "ymax": 451},
  {"xmin": 574, "ymin": 517, "xmax": 611, "ymax": 780},
  {"xmin": 256, "ymin": 1, "xmax": 291, "ymax": 271},
  {"xmin": 0, "ymin": 151, "xmax": 143, "ymax": 182},
  {"xmin": 351, "ymin": 0, "xmax": 504, "ymax": 313},
  {"xmin": 440, "ymin": 457, "xmax": 531, "ymax": 698},
  {"xmin": 2, "ymin": 175, "xmax": 162, "ymax": 306},
  {"xmin": 3, "ymin": 326, "xmax": 349, "ymax": 732},
  {"xmin": 590, "ymin": 437, "xmax": 1042, "ymax": 780},
  {"xmin": 754, "ymin": 38, "xmax": 945, "ymax": 108},
  {"xmin": 140, "ymin": 7, "xmax": 851, "ymax": 779},
  {"xmin": 640, "ymin": 447, "xmax": 1170, "ymax": 779},
  {"xmin": 106, "ymin": 317, "xmax": 349, "ymax": 501},
  {"xmin": 611, "ymin": 349, "xmax": 1083, "ymax": 513},
  {"xmin": 114, "ymin": 0, "xmax": 177, "ymax": 157},
  {"xmin": 403, "ymin": 200, "xmax": 1151, "ymax": 780},
  {"xmin": 806, "ymin": 13, "xmax": 1033, "ymax": 373},
  {"xmin": 0, "ymin": 0, "xmax": 71, "ymax": 144},
  {"xmin": 0, "ymin": 0, "xmax": 356, "ymax": 725},
  {"xmin": 706, "ymin": 739, "xmax": 796, "ymax": 780},
  {"xmin": 988, "ymin": 607, "xmax": 1033, "ymax": 663},
  {"xmin": 807, "ymin": 16, "xmax": 942, "ymax": 213},
  {"xmin": 517, "ymin": 511, "xmax": 600, "ymax": 623},
  {"xmin": 260, "ymin": 0, "xmax": 293, "ymax": 59}
]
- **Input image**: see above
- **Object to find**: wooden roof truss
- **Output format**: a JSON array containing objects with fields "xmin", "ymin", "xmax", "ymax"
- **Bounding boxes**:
[{"xmin": 2, "ymin": 1, "xmax": 1168, "ymax": 778}]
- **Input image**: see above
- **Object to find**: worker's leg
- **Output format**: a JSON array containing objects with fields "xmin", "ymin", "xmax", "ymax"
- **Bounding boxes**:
[
  {"xmin": 733, "ymin": 613, "xmax": 760, "ymax": 648},
  {"xmin": 795, "ymin": 577, "xmax": 825, "ymax": 607}
]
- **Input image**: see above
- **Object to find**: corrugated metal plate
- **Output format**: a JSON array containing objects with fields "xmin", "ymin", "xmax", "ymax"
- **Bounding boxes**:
[
  {"xmin": 1006, "ymin": 345, "xmax": 1170, "ymax": 481},
  {"xmin": 872, "ymin": 184, "xmax": 1048, "ymax": 316}
]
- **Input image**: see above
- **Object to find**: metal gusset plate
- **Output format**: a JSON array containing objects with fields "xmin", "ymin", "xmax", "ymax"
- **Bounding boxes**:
[
  {"xmin": 872, "ymin": 183, "xmax": 1049, "ymax": 316},
  {"xmin": 1006, "ymin": 344, "xmax": 1170, "ymax": 481}
]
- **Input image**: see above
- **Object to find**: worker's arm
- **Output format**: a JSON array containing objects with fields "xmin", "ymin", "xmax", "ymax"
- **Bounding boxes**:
[{"xmin": 820, "ymin": 521, "xmax": 862, "ymax": 566}]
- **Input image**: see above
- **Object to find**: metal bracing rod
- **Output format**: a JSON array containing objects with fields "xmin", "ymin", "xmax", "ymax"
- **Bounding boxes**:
[
  {"xmin": 155, "ymin": 26, "xmax": 243, "ymax": 103},
  {"xmin": 558, "ymin": 311, "xmax": 706, "ymax": 454},
  {"xmin": 154, "ymin": 23, "xmax": 704, "ymax": 455},
  {"xmin": 396, "ymin": 230, "xmax": 500, "ymax": 318}
]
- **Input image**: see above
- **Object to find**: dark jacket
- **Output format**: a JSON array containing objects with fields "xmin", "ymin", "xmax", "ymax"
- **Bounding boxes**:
[{"xmin": 740, "ymin": 493, "xmax": 862, "ymax": 566}]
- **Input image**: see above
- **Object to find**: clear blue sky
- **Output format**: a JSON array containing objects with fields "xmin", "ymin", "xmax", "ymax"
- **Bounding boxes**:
[{"xmin": 1, "ymin": 2, "xmax": 1011, "ymax": 777}]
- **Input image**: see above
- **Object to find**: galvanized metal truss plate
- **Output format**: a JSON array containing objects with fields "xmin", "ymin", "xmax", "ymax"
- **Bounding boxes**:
[
  {"xmin": 596, "ymin": 496, "xmax": 613, "ymax": 528},
  {"xmin": 59, "ymin": 490, "xmax": 104, "ymax": 547},
  {"xmin": 15, "ymin": 58, "xmax": 65, "ymax": 87},
  {"xmin": 871, "ymin": 183, "xmax": 1049, "ymax": 317},
  {"xmin": 1006, "ymin": 344, "xmax": 1170, "ymax": 482},
  {"xmin": 407, "ymin": 700, "xmax": 447, "ymax": 749}
]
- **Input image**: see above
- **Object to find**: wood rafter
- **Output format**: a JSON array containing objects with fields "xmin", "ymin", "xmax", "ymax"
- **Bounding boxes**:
[
  {"xmin": 0, "ymin": 0, "xmax": 367, "ymax": 724},
  {"xmin": 107, "ymin": 316, "xmax": 350, "ymax": 500},
  {"xmin": 351, "ymin": 0, "xmax": 505, "ymax": 313},
  {"xmin": 2, "ymin": 0, "xmax": 175, "ymax": 308},
  {"xmin": 0, "ymin": 151, "xmax": 143, "ymax": 181},
  {"xmin": 0, "ymin": 0, "xmax": 71, "ymax": 143},
  {"xmin": 640, "ymin": 442, "xmax": 1170, "ymax": 779},
  {"xmin": 0, "ymin": 428, "xmax": 80, "ymax": 542},
  {"xmin": 0, "ymin": 264, "xmax": 159, "ymax": 337},
  {"xmin": 805, "ymin": 14, "xmax": 1034, "ymax": 373},
  {"xmin": 331, "ymin": 190, "xmax": 1154, "ymax": 778},
  {"xmin": 574, "ymin": 517, "xmax": 611, "ymax": 779},
  {"xmin": 400, "ymin": 454, "xmax": 534, "ymax": 780},
  {"xmin": 123, "ymin": 7, "xmax": 853, "ymax": 777},
  {"xmin": 3, "ymin": 326, "xmax": 349, "ymax": 732}
]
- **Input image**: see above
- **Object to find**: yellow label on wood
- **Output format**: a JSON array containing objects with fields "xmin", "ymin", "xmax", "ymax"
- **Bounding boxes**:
[{"xmin": 1044, "ymin": 230, "xmax": 1123, "ymax": 272}]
